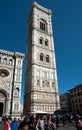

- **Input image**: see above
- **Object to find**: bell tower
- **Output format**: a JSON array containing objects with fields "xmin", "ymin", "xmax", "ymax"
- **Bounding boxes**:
[{"xmin": 24, "ymin": 2, "xmax": 60, "ymax": 114}]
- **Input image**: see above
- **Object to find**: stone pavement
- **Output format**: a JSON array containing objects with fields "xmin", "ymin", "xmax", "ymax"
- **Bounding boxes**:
[
  {"xmin": 0, "ymin": 122, "xmax": 77, "ymax": 130},
  {"xmin": 58, "ymin": 123, "xmax": 77, "ymax": 130},
  {"xmin": 0, "ymin": 122, "xmax": 3, "ymax": 130}
]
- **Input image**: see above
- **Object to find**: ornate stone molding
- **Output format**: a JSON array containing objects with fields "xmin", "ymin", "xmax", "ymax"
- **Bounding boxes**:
[
  {"xmin": 0, "ymin": 78, "xmax": 10, "ymax": 93},
  {"xmin": 32, "ymin": 2, "xmax": 52, "ymax": 14},
  {"xmin": 0, "ymin": 49, "xmax": 25, "ymax": 58}
]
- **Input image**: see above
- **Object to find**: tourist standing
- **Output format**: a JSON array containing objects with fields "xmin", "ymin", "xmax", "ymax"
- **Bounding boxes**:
[
  {"xmin": 36, "ymin": 116, "xmax": 45, "ymax": 130},
  {"xmin": 4, "ymin": 118, "xmax": 11, "ymax": 130},
  {"xmin": 18, "ymin": 121, "xmax": 29, "ymax": 130},
  {"xmin": 11, "ymin": 118, "xmax": 18, "ymax": 130}
]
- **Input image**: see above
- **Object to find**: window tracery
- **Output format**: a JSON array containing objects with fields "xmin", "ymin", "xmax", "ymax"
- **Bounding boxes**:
[{"xmin": 40, "ymin": 19, "xmax": 47, "ymax": 32}]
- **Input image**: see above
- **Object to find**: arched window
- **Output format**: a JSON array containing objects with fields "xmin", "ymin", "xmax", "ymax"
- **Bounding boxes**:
[
  {"xmin": 46, "ymin": 55, "xmax": 49, "ymax": 63},
  {"xmin": 40, "ymin": 53, "xmax": 43, "ymax": 61},
  {"xmin": 37, "ymin": 80, "xmax": 40, "ymax": 86},
  {"xmin": 45, "ymin": 39, "xmax": 48, "ymax": 46},
  {"xmin": 47, "ymin": 81, "xmax": 49, "ymax": 87},
  {"xmin": 39, "ymin": 37, "xmax": 43, "ymax": 44},
  {"xmin": 14, "ymin": 88, "xmax": 19, "ymax": 97},
  {"xmin": 52, "ymin": 82, "xmax": 54, "ymax": 88},
  {"xmin": 0, "ymin": 57, "xmax": 1, "ymax": 64},
  {"xmin": 14, "ymin": 90, "xmax": 18, "ymax": 96},
  {"xmin": 3, "ymin": 58, "xmax": 7, "ymax": 64},
  {"xmin": 45, "ymin": 80, "xmax": 49, "ymax": 87},
  {"xmin": 42, "ymin": 80, "xmax": 45, "ymax": 87},
  {"xmin": 40, "ymin": 19, "xmax": 47, "ymax": 32},
  {"xmin": 9, "ymin": 59, "xmax": 13, "ymax": 66}
]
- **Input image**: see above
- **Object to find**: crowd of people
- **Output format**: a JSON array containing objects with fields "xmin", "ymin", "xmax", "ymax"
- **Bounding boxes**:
[
  {"xmin": 3, "ymin": 114, "xmax": 56, "ymax": 130},
  {"xmin": 3, "ymin": 113, "xmax": 82, "ymax": 130}
]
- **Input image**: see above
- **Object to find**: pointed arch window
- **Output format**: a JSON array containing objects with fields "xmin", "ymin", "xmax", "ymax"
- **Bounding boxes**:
[
  {"xmin": 14, "ymin": 90, "xmax": 18, "ymax": 96},
  {"xmin": 40, "ymin": 19, "xmax": 47, "ymax": 32},
  {"xmin": 3, "ymin": 58, "xmax": 7, "ymax": 64},
  {"xmin": 39, "ymin": 37, "xmax": 43, "ymax": 44},
  {"xmin": 14, "ymin": 88, "xmax": 19, "ymax": 97},
  {"xmin": 52, "ymin": 82, "xmax": 54, "ymax": 88},
  {"xmin": 0, "ymin": 57, "xmax": 1, "ymax": 64},
  {"xmin": 37, "ymin": 80, "xmax": 40, "ymax": 86},
  {"xmin": 46, "ymin": 55, "xmax": 49, "ymax": 63},
  {"xmin": 42, "ymin": 80, "xmax": 45, "ymax": 87},
  {"xmin": 9, "ymin": 59, "xmax": 13, "ymax": 66},
  {"xmin": 45, "ymin": 39, "xmax": 48, "ymax": 46},
  {"xmin": 40, "ymin": 53, "xmax": 43, "ymax": 61},
  {"xmin": 46, "ymin": 80, "xmax": 49, "ymax": 87}
]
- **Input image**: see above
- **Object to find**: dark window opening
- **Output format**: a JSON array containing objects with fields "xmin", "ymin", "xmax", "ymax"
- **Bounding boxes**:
[
  {"xmin": 40, "ymin": 53, "xmax": 43, "ymax": 61},
  {"xmin": 46, "ymin": 55, "xmax": 49, "ymax": 63},
  {"xmin": 45, "ymin": 40, "xmax": 48, "ymax": 46},
  {"xmin": 39, "ymin": 38, "xmax": 43, "ymax": 44},
  {"xmin": 40, "ymin": 22, "xmax": 46, "ymax": 31}
]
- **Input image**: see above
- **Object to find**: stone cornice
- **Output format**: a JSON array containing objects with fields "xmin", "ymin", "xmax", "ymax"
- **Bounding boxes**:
[
  {"xmin": 15, "ymin": 52, "xmax": 25, "ymax": 59},
  {"xmin": 0, "ymin": 49, "xmax": 14, "ymax": 56},
  {"xmin": 32, "ymin": 2, "xmax": 52, "ymax": 15},
  {"xmin": 0, "ymin": 49, "xmax": 25, "ymax": 59}
]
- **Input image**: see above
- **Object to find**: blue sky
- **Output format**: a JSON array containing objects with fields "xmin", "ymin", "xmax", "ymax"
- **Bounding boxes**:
[{"xmin": 0, "ymin": 0, "xmax": 82, "ymax": 103}]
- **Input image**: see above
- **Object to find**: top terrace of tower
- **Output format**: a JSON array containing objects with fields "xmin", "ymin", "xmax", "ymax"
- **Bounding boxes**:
[
  {"xmin": 32, "ymin": 1, "xmax": 52, "ymax": 14},
  {"xmin": 28, "ymin": 1, "xmax": 52, "ymax": 23}
]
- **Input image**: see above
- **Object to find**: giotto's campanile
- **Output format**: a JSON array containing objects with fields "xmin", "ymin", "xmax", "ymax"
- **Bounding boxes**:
[{"xmin": 24, "ymin": 2, "xmax": 60, "ymax": 115}]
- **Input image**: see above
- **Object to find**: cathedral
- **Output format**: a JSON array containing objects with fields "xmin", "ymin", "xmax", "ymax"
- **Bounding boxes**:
[
  {"xmin": 24, "ymin": 2, "xmax": 60, "ymax": 115},
  {"xmin": 0, "ymin": 49, "xmax": 24, "ymax": 118}
]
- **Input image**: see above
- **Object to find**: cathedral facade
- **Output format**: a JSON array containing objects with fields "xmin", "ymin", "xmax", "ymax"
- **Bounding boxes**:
[
  {"xmin": 24, "ymin": 2, "xmax": 60, "ymax": 115},
  {"xmin": 0, "ymin": 49, "xmax": 24, "ymax": 118}
]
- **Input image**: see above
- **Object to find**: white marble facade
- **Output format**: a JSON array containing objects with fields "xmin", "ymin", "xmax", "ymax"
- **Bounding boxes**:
[
  {"xmin": 0, "ymin": 49, "xmax": 24, "ymax": 118},
  {"xmin": 24, "ymin": 2, "xmax": 60, "ymax": 115}
]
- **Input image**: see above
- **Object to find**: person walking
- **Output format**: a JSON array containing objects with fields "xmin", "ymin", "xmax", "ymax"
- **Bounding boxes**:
[
  {"xmin": 36, "ymin": 115, "xmax": 45, "ymax": 130},
  {"xmin": 4, "ymin": 118, "xmax": 11, "ymax": 130},
  {"xmin": 45, "ymin": 119, "xmax": 56, "ymax": 130},
  {"xmin": 11, "ymin": 118, "xmax": 18, "ymax": 130},
  {"xmin": 76, "ymin": 118, "xmax": 82, "ymax": 130}
]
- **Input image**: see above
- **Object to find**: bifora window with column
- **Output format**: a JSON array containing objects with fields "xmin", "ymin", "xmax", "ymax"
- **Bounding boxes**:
[
  {"xmin": 40, "ymin": 53, "xmax": 50, "ymax": 63},
  {"xmin": 40, "ymin": 19, "xmax": 47, "ymax": 32},
  {"xmin": 24, "ymin": 2, "xmax": 60, "ymax": 115},
  {"xmin": 39, "ymin": 37, "xmax": 49, "ymax": 47}
]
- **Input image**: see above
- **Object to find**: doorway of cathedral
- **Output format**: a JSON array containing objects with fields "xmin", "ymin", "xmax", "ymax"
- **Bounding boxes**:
[{"xmin": 0, "ymin": 102, "xmax": 3, "ymax": 117}]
